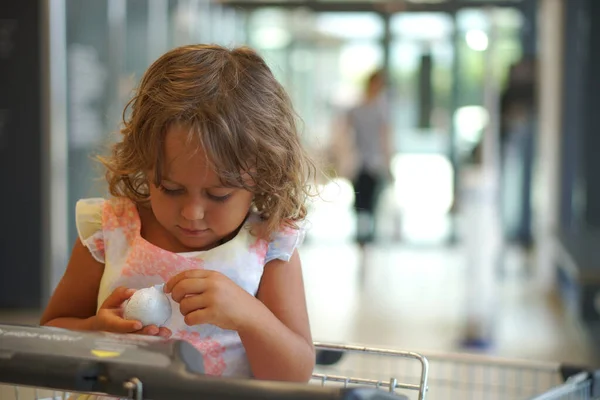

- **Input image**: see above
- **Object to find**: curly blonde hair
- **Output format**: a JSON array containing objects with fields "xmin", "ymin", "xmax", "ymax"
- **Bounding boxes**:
[{"xmin": 99, "ymin": 44, "xmax": 316, "ymax": 239}]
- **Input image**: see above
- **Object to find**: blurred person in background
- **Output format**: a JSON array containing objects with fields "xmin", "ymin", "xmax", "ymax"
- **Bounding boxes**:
[{"xmin": 341, "ymin": 70, "xmax": 393, "ymax": 249}]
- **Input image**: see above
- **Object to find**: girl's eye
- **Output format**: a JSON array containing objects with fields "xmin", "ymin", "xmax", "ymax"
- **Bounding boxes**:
[
  {"xmin": 159, "ymin": 185, "xmax": 184, "ymax": 196},
  {"xmin": 207, "ymin": 192, "xmax": 232, "ymax": 203}
]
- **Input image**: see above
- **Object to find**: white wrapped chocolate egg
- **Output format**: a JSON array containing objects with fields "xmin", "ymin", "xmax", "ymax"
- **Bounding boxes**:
[{"xmin": 123, "ymin": 284, "xmax": 172, "ymax": 327}]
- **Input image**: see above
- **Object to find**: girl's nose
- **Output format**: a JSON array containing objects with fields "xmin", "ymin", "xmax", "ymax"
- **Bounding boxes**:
[{"xmin": 181, "ymin": 199, "xmax": 205, "ymax": 222}]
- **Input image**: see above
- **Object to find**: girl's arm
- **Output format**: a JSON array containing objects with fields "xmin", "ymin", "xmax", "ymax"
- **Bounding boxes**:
[
  {"xmin": 40, "ymin": 238, "xmax": 104, "ymax": 329},
  {"xmin": 41, "ymin": 239, "xmax": 164, "ymax": 335},
  {"xmin": 238, "ymin": 250, "xmax": 315, "ymax": 382}
]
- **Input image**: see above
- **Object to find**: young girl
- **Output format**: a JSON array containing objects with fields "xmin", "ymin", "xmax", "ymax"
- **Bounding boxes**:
[{"xmin": 40, "ymin": 44, "xmax": 316, "ymax": 382}]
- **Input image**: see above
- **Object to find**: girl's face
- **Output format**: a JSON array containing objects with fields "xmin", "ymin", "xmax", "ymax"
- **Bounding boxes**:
[{"xmin": 148, "ymin": 125, "xmax": 254, "ymax": 251}]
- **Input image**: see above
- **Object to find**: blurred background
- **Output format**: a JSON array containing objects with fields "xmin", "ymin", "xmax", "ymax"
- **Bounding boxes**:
[{"xmin": 1, "ymin": 0, "xmax": 599, "ymax": 371}]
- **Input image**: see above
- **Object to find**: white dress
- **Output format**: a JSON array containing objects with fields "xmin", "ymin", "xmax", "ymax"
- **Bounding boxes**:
[{"xmin": 75, "ymin": 196, "xmax": 305, "ymax": 378}]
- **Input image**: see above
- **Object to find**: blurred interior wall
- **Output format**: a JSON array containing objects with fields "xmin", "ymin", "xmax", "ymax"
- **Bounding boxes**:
[
  {"xmin": 0, "ymin": 1, "xmax": 69, "ymax": 310},
  {"xmin": 43, "ymin": 0, "xmax": 69, "ymax": 307},
  {"xmin": 534, "ymin": 0, "xmax": 563, "ymax": 286},
  {"xmin": 0, "ymin": 2, "xmax": 44, "ymax": 308}
]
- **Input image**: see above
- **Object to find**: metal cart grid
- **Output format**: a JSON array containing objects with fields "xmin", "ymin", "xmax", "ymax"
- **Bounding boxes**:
[{"xmin": 312, "ymin": 343, "xmax": 597, "ymax": 400}]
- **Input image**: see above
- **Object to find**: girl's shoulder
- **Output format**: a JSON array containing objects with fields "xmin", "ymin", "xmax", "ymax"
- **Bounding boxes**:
[
  {"xmin": 76, "ymin": 197, "xmax": 139, "ymax": 227},
  {"xmin": 75, "ymin": 197, "xmax": 141, "ymax": 263},
  {"xmin": 75, "ymin": 197, "xmax": 107, "ymax": 263},
  {"xmin": 266, "ymin": 224, "xmax": 307, "ymax": 264},
  {"xmin": 245, "ymin": 214, "xmax": 308, "ymax": 264}
]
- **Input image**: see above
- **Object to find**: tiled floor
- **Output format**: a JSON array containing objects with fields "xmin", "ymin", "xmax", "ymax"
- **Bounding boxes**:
[{"xmin": 303, "ymin": 241, "xmax": 594, "ymax": 365}]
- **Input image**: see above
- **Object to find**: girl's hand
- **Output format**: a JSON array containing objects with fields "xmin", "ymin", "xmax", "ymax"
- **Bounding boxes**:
[
  {"xmin": 165, "ymin": 270, "xmax": 259, "ymax": 331},
  {"xmin": 92, "ymin": 286, "xmax": 172, "ymax": 338}
]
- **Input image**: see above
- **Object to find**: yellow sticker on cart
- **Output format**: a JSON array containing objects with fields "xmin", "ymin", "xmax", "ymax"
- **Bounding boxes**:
[{"xmin": 91, "ymin": 349, "xmax": 122, "ymax": 358}]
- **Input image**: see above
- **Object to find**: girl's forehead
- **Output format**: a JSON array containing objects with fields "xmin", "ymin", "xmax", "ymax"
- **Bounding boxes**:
[
  {"xmin": 160, "ymin": 123, "xmax": 250, "ymax": 188},
  {"xmin": 162, "ymin": 126, "xmax": 217, "ymax": 184},
  {"xmin": 164, "ymin": 126, "xmax": 203, "ymax": 160}
]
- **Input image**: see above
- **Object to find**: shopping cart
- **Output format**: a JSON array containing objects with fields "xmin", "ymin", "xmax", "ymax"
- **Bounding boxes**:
[
  {"xmin": 0, "ymin": 323, "xmax": 598, "ymax": 399},
  {"xmin": 313, "ymin": 345, "xmax": 600, "ymax": 400},
  {"xmin": 0, "ymin": 323, "xmax": 425, "ymax": 400}
]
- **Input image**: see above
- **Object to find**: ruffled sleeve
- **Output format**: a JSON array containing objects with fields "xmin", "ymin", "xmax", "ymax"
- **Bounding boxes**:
[
  {"xmin": 75, "ymin": 198, "xmax": 105, "ymax": 263},
  {"xmin": 264, "ymin": 225, "xmax": 307, "ymax": 264}
]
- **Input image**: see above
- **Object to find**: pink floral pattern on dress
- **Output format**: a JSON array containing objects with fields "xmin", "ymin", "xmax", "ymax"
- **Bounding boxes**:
[
  {"xmin": 279, "ymin": 224, "xmax": 298, "ymax": 236},
  {"xmin": 102, "ymin": 198, "xmax": 140, "ymax": 245},
  {"xmin": 249, "ymin": 238, "xmax": 268, "ymax": 262},
  {"xmin": 123, "ymin": 242, "xmax": 204, "ymax": 282},
  {"xmin": 174, "ymin": 330, "xmax": 227, "ymax": 376},
  {"xmin": 93, "ymin": 237, "xmax": 106, "ymax": 261}
]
